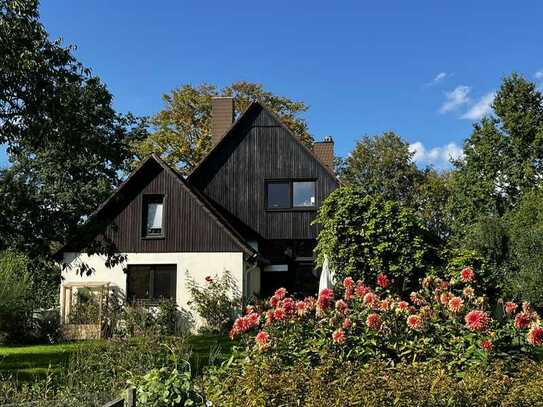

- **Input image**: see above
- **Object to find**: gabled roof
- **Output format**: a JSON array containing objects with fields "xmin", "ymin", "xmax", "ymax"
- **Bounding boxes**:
[
  {"xmin": 187, "ymin": 101, "xmax": 338, "ymax": 183},
  {"xmin": 56, "ymin": 154, "xmax": 258, "ymax": 258}
]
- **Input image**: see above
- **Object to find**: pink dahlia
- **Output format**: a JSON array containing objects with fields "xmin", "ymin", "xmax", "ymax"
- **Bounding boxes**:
[
  {"xmin": 274, "ymin": 287, "xmax": 287, "ymax": 300},
  {"xmin": 504, "ymin": 302, "xmax": 518, "ymax": 315},
  {"xmin": 296, "ymin": 300, "xmax": 306, "ymax": 316},
  {"xmin": 407, "ymin": 314, "xmax": 423, "ymax": 331},
  {"xmin": 273, "ymin": 307, "xmax": 285, "ymax": 321},
  {"xmin": 255, "ymin": 331, "xmax": 269, "ymax": 349},
  {"xmin": 332, "ymin": 328, "xmax": 346, "ymax": 344},
  {"xmin": 515, "ymin": 312, "xmax": 531, "ymax": 329},
  {"xmin": 460, "ymin": 267, "xmax": 475, "ymax": 283},
  {"xmin": 335, "ymin": 299, "xmax": 348, "ymax": 314},
  {"xmin": 282, "ymin": 297, "xmax": 295, "ymax": 313},
  {"xmin": 355, "ymin": 283, "xmax": 370, "ymax": 298},
  {"xmin": 376, "ymin": 273, "xmax": 390, "ymax": 289},
  {"xmin": 465, "ymin": 310, "xmax": 491, "ymax": 332},
  {"xmin": 366, "ymin": 313, "xmax": 381, "ymax": 330},
  {"xmin": 269, "ymin": 295, "xmax": 280, "ymax": 308},
  {"xmin": 343, "ymin": 276, "xmax": 355, "ymax": 289},
  {"xmin": 363, "ymin": 292, "xmax": 377, "ymax": 306},
  {"xmin": 527, "ymin": 326, "xmax": 543, "ymax": 346},
  {"xmin": 380, "ymin": 298, "xmax": 392, "ymax": 311},
  {"xmin": 318, "ymin": 288, "xmax": 334, "ymax": 311},
  {"xmin": 480, "ymin": 339, "xmax": 493, "ymax": 352},
  {"xmin": 448, "ymin": 296, "xmax": 464, "ymax": 313},
  {"xmin": 264, "ymin": 310, "xmax": 274, "ymax": 326},
  {"xmin": 344, "ymin": 287, "xmax": 353, "ymax": 301},
  {"xmin": 397, "ymin": 301, "xmax": 409, "ymax": 311},
  {"xmin": 342, "ymin": 318, "xmax": 352, "ymax": 329}
]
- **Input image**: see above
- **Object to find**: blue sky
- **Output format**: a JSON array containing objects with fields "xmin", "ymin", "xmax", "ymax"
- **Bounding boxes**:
[{"xmin": 2, "ymin": 0, "xmax": 543, "ymax": 169}]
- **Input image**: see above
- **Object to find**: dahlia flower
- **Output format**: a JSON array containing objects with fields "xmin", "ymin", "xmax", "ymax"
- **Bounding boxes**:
[
  {"xmin": 377, "ymin": 273, "xmax": 390, "ymax": 289},
  {"xmin": 460, "ymin": 267, "xmax": 475, "ymax": 283},
  {"xmin": 273, "ymin": 307, "xmax": 285, "ymax": 321},
  {"xmin": 480, "ymin": 339, "xmax": 493, "ymax": 352},
  {"xmin": 282, "ymin": 297, "xmax": 295, "ymax": 313},
  {"xmin": 318, "ymin": 288, "xmax": 334, "ymax": 311},
  {"xmin": 344, "ymin": 287, "xmax": 353, "ymax": 301},
  {"xmin": 440, "ymin": 292, "xmax": 451, "ymax": 305},
  {"xmin": 448, "ymin": 296, "xmax": 464, "ymax": 313},
  {"xmin": 504, "ymin": 302, "xmax": 518, "ymax": 315},
  {"xmin": 363, "ymin": 292, "xmax": 377, "ymax": 306},
  {"xmin": 335, "ymin": 299, "xmax": 348, "ymax": 314},
  {"xmin": 269, "ymin": 295, "xmax": 280, "ymax": 308},
  {"xmin": 462, "ymin": 287, "xmax": 474, "ymax": 298},
  {"xmin": 397, "ymin": 301, "xmax": 409, "ymax": 312},
  {"xmin": 355, "ymin": 283, "xmax": 370, "ymax": 298},
  {"xmin": 465, "ymin": 310, "xmax": 491, "ymax": 332},
  {"xmin": 342, "ymin": 318, "xmax": 352, "ymax": 329},
  {"xmin": 366, "ymin": 313, "xmax": 381, "ymax": 330},
  {"xmin": 255, "ymin": 331, "xmax": 269, "ymax": 349},
  {"xmin": 274, "ymin": 287, "xmax": 287, "ymax": 300},
  {"xmin": 527, "ymin": 326, "xmax": 543, "ymax": 346},
  {"xmin": 343, "ymin": 276, "xmax": 355, "ymax": 289},
  {"xmin": 514, "ymin": 312, "xmax": 531, "ymax": 329},
  {"xmin": 407, "ymin": 314, "xmax": 423, "ymax": 331},
  {"xmin": 332, "ymin": 328, "xmax": 346, "ymax": 344}
]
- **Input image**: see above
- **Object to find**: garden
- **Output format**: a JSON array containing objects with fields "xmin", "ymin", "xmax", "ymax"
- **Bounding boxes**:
[{"xmin": 3, "ymin": 1, "xmax": 543, "ymax": 405}]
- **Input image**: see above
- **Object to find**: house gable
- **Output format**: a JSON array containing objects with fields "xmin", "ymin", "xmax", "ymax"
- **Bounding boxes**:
[
  {"xmin": 60, "ymin": 155, "xmax": 256, "ymax": 256},
  {"xmin": 188, "ymin": 103, "xmax": 338, "ymax": 240}
]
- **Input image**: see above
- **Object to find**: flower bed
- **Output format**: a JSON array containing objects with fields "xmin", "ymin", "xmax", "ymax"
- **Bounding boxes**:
[{"xmin": 230, "ymin": 267, "xmax": 542, "ymax": 369}]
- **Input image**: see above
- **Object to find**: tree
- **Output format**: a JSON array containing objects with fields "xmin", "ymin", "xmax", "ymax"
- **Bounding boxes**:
[
  {"xmin": 0, "ymin": 0, "xmax": 146, "ymax": 258},
  {"xmin": 449, "ymin": 74, "xmax": 543, "ymax": 234},
  {"xmin": 505, "ymin": 189, "xmax": 543, "ymax": 307},
  {"xmin": 131, "ymin": 82, "xmax": 311, "ymax": 174},
  {"xmin": 340, "ymin": 132, "xmax": 451, "ymax": 240},
  {"xmin": 339, "ymin": 132, "xmax": 421, "ymax": 204},
  {"xmin": 314, "ymin": 188, "xmax": 439, "ymax": 295}
]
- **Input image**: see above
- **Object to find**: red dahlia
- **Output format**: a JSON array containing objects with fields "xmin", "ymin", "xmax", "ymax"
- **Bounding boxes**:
[
  {"xmin": 514, "ymin": 312, "xmax": 530, "ymax": 329},
  {"xmin": 480, "ymin": 339, "xmax": 493, "ymax": 352},
  {"xmin": 407, "ymin": 314, "xmax": 423, "ymax": 331}
]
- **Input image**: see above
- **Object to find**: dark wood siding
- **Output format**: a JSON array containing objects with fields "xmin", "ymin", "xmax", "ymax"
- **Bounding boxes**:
[
  {"xmin": 95, "ymin": 161, "xmax": 245, "ymax": 253},
  {"xmin": 190, "ymin": 105, "xmax": 338, "ymax": 240}
]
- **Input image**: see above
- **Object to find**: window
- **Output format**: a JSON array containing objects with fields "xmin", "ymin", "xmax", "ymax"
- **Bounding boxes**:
[
  {"xmin": 266, "ymin": 180, "xmax": 316, "ymax": 209},
  {"xmin": 266, "ymin": 182, "xmax": 290, "ymax": 209},
  {"xmin": 126, "ymin": 265, "xmax": 176, "ymax": 304},
  {"xmin": 143, "ymin": 195, "xmax": 164, "ymax": 237},
  {"xmin": 293, "ymin": 181, "xmax": 316, "ymax": 207}
]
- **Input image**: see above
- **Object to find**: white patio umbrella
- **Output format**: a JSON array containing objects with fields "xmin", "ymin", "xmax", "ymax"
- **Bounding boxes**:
[{"xmin": 318, "ymin": 256, "xmax": 334, "ymax": 293}]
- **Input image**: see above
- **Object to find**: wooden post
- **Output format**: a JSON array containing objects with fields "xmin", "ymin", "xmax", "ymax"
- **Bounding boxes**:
[
  {"xmin": 98, "ymin": 285, "xmax": 103, "ymax": 338},
  {"xmin": 61, "ymin": 286, "xmax": 66, "ymax": 324},
  {"xmin": 127, "ymin": 387, "xmax": 136, "ymax": 407}
]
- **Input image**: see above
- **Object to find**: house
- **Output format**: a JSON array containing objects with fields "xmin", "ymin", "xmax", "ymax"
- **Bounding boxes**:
[{"xmin": 58, "ymin": 98, "xmax": 338, "ymax": 327}]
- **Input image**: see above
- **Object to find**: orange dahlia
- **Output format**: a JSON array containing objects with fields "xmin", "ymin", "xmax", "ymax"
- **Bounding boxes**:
[
  {"xmin": 448, "ymin": 296, "xmax": 464, "ymax": 313},
  {"xmin": 332, "ymin": 328, "xmax": 346, "ymax": 344}
]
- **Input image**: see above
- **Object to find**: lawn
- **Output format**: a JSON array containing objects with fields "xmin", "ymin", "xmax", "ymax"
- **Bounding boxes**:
[{"xmin": 0, "ymin": 335, "xmax": 233, "ymax": 382}]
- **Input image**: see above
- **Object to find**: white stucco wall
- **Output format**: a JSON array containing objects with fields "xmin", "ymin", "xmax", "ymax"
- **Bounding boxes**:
[{"xmin": 61, "ymin": 252, "xmax": 248, "ymax": 328}]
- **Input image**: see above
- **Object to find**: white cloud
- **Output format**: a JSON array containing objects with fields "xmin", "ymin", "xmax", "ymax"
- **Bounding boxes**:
[
  {"xmin": 409, "ymin": 141, "xmax": 464, "ymax": 169},
  {"xmin": 461, "ymin": 92, "xmax": 495, "ymax": 120},
  {"xmin": 426, "ymin": 72, "xmax": 449, "ymax": 86},
  {"xmin": 535, "ymin": 70, "xmax": 543, "ymax": 81},
  {"xmin": 439, "ymin": 86, "xmax": 471, "ymax": 113}
]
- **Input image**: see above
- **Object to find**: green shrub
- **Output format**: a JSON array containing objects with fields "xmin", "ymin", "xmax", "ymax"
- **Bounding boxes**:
[
  {"xmin": 314, "ymin": 188, "xmax": 439, "ymax": 294},
  {"xmin": 130, "ymin": 364, "xmax": 202, "ymax": 406},
  {"xmin": 202, "ymin": 357, "xmax": 543, "ymax": 406},
  {"xmin": 186, "ymin": 271, "xmax": 241, "ymax": 334}
]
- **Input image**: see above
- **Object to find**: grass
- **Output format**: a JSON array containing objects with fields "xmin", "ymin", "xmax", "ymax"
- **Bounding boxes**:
[{"xmin": 0, "ymin": 334, "xmax": 233, "ymax": 382}]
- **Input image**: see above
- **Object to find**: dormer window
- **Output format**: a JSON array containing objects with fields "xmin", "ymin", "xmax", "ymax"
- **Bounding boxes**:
[
  {"xmin": 143, "ymin": 195, "xmax": 164, "ymax": 237},
  {"xmin": 266, "ymin": 180, "xmax": 316, "ymax": 210}
]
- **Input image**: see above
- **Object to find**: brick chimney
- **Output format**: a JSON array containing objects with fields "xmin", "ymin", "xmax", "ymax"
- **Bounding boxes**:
[
  {"xmin": 211, "ymin": 97, "xmax": 235, "ymax": 146},
  {"xmin": 312, "ymin": 136, "xmax": 335, "ymax": 171}
]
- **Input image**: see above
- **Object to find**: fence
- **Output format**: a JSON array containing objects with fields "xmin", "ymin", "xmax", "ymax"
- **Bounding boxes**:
[
  {"xmin": 0, "ymin": 388, "xmax": 136, "ymax": 407},
  {"xmin": 102, "ymin": 388, "xmax": 136, "ymax": 407}
]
